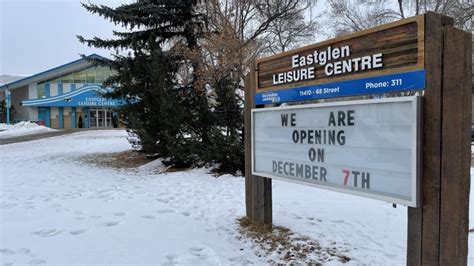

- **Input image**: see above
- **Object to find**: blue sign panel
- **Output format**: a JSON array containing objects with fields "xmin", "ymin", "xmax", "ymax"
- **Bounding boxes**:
[
  {"xmin": 22, "ymin": 85, "xmax": 124, "ymax": 107},
  {"xmin": 255, "ymin": 70, "xmax": 425, "ymax": 105}
]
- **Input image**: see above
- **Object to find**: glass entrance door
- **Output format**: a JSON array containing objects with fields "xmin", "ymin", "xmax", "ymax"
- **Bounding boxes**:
[
  {"xmin": 89, "ymin": 109, "xmax": 98, "ymax": 127},
  {"xmin": 97, "ymin": 109, "xmax": 105, "ymax": 127},
  {"xmin": 89, "ymin": 108, "xmax": 113, "ymax": 128},
  {"xmin": 105, "ymin": 110, "xmax": 112, "ymax": 127}
]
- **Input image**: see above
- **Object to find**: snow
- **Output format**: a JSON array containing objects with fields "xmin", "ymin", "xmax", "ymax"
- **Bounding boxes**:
[
  {"xmin": 137, "ymin": 158, "xmax": 166, "ymax": 172},
  {"xmin": 0, "ymin": 122, "xmax": 57, "ymax": 139},
  {"xmin": 0, "ymin": 129, "xmax": 472, "ymax": 264}
]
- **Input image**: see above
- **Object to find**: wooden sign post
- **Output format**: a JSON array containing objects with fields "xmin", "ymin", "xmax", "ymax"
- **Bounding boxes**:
[{"xmin": 244, "ymin": 12, "xmax": 472, "ymax": 264}]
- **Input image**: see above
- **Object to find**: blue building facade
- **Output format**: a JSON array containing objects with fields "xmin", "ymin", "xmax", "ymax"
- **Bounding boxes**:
[{"xmin": 0, "ymin": 54, "xmax": 123, "ymax": 129}]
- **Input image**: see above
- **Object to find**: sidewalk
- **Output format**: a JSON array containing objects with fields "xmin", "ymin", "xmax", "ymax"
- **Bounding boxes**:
[{"xmin": 0, "ymin": 128, "xmax": 118, "ymax": 145}]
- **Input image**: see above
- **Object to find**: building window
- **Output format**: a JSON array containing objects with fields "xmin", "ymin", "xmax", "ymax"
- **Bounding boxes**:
[
  {"xmin": 74, "ymin": 69, "xmax": 87, "ymax": 83},
  {"xmin": 37, "ymin": 82, "xmax": 46, "ymax": 98},
  {"xmin": 95, "ymin": 66, "xmax": 106, "ymax": 83},
  {"xmin": 34, "ymin": 66, "xmax": 115, "ymax": 89},
  {"xmin": 62, "ymin": 73, "xmax": 74, "ymax": 83},
  {"xmin": 86, "ymin": 67, "xmax": 96, "ymax": 83},
  {"xmin": 46, "ymin": 77, "xmax": 61, "ymax": 84}
]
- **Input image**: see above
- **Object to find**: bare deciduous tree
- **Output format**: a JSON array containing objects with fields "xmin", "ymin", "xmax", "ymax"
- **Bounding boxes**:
[
  {"xmin": 261, "ymin": 4, "xmax": 320, "ymax": 54},
  {"xmin": 327, "ymin": 0, "xmax": 472, "ymax": 36},
  {"xmin": 199, "ymin": 0, "xmax": 320, "ymax": 78}
]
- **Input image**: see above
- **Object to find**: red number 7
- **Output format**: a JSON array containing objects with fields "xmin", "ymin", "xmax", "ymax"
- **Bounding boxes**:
[{"xmin": 343, "ymin": 169, "xmax": 350, "ymax": 185}]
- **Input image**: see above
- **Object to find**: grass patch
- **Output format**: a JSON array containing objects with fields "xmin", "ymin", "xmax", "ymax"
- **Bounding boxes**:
[
  {"xmin": 79, "ymin": 150, "xmax": 154, "ymax": 169},
  {"xmin": 237, "ymin": 217, "xmax": 351, "ymax": 264}
]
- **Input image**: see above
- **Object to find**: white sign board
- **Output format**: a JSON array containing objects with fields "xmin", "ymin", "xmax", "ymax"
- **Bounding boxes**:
[{"xmin": 252, "ymin": 96, "xmax": 421, "ymax": 207}]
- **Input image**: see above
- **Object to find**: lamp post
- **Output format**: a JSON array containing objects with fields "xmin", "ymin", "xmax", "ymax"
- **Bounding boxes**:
[{"xmin": 5, "ymin": 89, "xmax": 11, "ymax": 125}]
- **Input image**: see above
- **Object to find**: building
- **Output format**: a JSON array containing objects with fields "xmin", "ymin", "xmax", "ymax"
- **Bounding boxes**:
[{"xmin": 0, "ymin": 54, "xmax": 123, "ymax": 129}]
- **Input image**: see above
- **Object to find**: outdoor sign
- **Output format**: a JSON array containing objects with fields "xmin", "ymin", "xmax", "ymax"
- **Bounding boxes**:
[
  {"xmin": 251, "ymin": 96, "xmax": 421, "ymax": 207},
  {"xmin": 255, "ymin": 16, "xmax": 425, "ymax": 104},
  {"xmin": 22, "ymin": 85, "xmax": 123, "ymax": 107},
  {"xmin": 246, "ymin": 13, "xmax": 472, "ymax": 263}
]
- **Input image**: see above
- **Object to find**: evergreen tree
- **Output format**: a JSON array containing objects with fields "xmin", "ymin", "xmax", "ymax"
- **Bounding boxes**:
[
  {"xmin": 206, "ymin": 75, "xmax": 244, "ymax": 174},
  {"xmin": 78, "ymin": 0, "xmax": 209, "ymax": 168}
]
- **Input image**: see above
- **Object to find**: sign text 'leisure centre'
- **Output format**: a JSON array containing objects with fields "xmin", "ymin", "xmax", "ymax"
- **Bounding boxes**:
[{"xmin": 255, "ymin": 17, "xmax": 425, "ymax": 104}]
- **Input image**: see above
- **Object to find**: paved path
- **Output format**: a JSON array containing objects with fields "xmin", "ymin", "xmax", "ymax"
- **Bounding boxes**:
[{"xmin": 0, "ymin": 128, "xmax": 119, "ymax": 145}]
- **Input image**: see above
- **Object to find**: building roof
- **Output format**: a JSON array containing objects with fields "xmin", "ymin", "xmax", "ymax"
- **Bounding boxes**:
[
  {"xmin": 0, "ymin": 54, "xmax": 107, "ymax": 92},
  {"xmin": 0, "ymin": 75, "xmax": 25, "ymax": 86}
]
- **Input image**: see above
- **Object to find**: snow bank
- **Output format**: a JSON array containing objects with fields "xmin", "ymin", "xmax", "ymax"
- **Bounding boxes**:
[
  {"xmin": 1, "ymin": 130, "xmax": 473, "ymax": 265},
  {"xmin": 0, "ymin": 121, "xmax": 57, "ymax": 138},
  {"xmin": 0, "ymin": 123, "xmax": 10, "ymax": 131},
  {"xmin": 137, "ymin": 158, "xmax": 166, "ymax": 172}
]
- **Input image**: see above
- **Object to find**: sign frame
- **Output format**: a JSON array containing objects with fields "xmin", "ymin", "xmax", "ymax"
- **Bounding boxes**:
[
  {"xmin": 244, "ymin": 12, "xmax": 471, "ymax": 264},
  {"xmin": 255, "ymin": 15, "xmax": 425, "ymax": 93},
  {"xmin": 251, "ymin": 96, "xmax": 422, "ymax": 207}
]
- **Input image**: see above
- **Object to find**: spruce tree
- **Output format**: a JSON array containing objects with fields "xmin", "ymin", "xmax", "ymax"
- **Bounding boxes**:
[
  {"xmin": 79, "ymin": 0, "xmax": 254, "ymax": 174},
  {"xmin": 206, "ymin": 75, "xmax": 244, "ymax": 174},
  {"xmin": 78, "ymin": 0, "xmax": 208, "ymax": 167}
]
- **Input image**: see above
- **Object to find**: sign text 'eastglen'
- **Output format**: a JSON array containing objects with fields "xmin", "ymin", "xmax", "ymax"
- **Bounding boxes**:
[{"xmin": 272, "ymin": 45, "xmax": 383, "ymax": 85}]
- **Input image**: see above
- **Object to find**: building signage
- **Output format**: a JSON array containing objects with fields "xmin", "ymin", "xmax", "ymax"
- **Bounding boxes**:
[
  {"xmin": 22, "ymin": 85, "xmax": 123, "ymax": 107},
  {"xmin": 272, "ymin": 45, "xmax": 383, "ymax": 86},
  {"xmin": 78, "ymin": 96, "xmax": 119, "ymax": 106},
  {"xmin": 256, "ymin": 70, "xmax": 425, "ymax": 104},
  {"xmin": 251, "ymin": 96, "xmax": 421, "ymax": 207},
  {"xmin": 255, "ymin": 16, "xmax": 425, "ymax": 103}
]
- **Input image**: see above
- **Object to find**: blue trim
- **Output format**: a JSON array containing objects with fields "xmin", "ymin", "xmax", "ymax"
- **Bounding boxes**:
[
  {"xmin": 84, "ymin": 107, "xmax": 90, "ymax": 128},
  {"xmin": 38, "ymin": 107, "xmax": 51, "ymax": 127},
  {"xmin": 21, "ymin": 85, "xmax": 123, "ymax": 107},
  {"xmin": 0, "ymin": 54, "xmax": 107, "ymax": 91},
  {"xmin": 45, "ymin": 83, "xmax": 51, "ymax": 98},
  {"xmin": 58, "ymin": 83, "xmax": 63, "ymax": 95},
  {"xmin": 255, "ymin": 70, "xmax": 426, "ymax": 105},
  {"xmin": 71, "ymin": 107, "xmax": 77, "ymax": 128},
  {"xmin": 58, "ymin": 107, "xmax": 64, "ymax": 128}
]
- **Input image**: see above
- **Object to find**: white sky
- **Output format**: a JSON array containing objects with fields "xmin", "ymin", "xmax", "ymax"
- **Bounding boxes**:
[
  {"xmin": 0, "ymin": 0, "xmax": 128, "ymax": 76},
  {"xmin": 0, "ymin": 0, "xmax": 379, "ymax": 77}
]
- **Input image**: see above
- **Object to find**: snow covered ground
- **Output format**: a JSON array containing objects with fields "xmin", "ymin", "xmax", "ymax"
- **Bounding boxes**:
[
  {"xmin": 0, "ymin": 130, "xmax": 472, "ymax": 265},
  {"xmin": 0, "ymin": 122, "xmax": 56, "ymax": 139}
]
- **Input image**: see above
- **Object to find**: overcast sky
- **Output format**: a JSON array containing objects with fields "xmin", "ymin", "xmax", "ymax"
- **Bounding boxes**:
[
  {"xmin": 0, "ymin": 0, "xmax": 128, "ymax": 76},
  {"xmin": 0, "ymin": 0, "xmax": 331, "ymax": 77}
]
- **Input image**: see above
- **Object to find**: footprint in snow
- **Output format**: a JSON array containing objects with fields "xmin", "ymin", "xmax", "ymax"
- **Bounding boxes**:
[
  {"xmin": 18, "ymin": 248, "xmax": 31, "ymax": 255},
  {"xmin": 1, "ymin": 203, "xmax": 18, "ymax": 209},
  {"xmin": 113, "ymin": 212, "xmax": 126, "ymax": 217},
  {"xmin": 156, "ymin": 198, "xmax": 170, "ymax": 203},
  {"xmin": 0, "ymin": 248, "xmax": 15, "ymax": 255},
  {"xmin": 189, "ymin": 246, "xmax": 221, "ymax": 263},
  {"xmin": 104, "ymin": 221, "xmax": 121, "ymax": 227},
  {"xmin": 32, "ymin": 229, "xmax": 63, "ymax": 237},
  {"xmin": 190, "ymin": 246, "xmax": 204, "ymax": 254},
  {"xmin": 181, "ymin": 211, "xmax": 191, "ymax": 217},
  {"xmin": 69, "ymin": 229, "xmax": 87, "ymax": 235},
  {"xmin": 163, "ymin": 254, "xmax": 178, "ymax": 266},
  {"xmin": 156, "ymin": 209, "xmax": 174, "ymax": 214},
  {"xmin": 141, "ymin": 215, "xmax": 156, "ymax": 219},
  {"xmin": 29, "ymin": 259, "xmax": 47, "ymax": 265}
]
